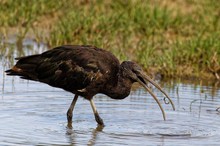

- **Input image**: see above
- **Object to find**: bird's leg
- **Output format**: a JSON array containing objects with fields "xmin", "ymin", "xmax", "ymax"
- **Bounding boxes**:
[
  {"xmin": 90, "ymin": 99, "xmax": 104, "ymax": 126},
  {"xmin": 67, "ymin": 94, "xmax": 78, "ymax": 128}
]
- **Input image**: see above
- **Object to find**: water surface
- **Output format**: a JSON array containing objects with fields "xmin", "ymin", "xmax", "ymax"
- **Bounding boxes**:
[{"xmin": 0, "ymin": 40, "xmax": 220, "ymax": 146}]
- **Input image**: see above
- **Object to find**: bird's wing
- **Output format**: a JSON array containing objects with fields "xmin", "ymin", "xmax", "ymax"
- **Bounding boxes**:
[{"xmin": 10, "ymin": 45, "xmax": 120, "ymax": 93}]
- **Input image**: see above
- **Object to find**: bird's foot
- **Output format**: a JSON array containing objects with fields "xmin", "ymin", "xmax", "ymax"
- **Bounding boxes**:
[
  {"xmin": 67, "ymin": 111, "xmax": 73, "ymax": 129},
  {"xmin": 67, "ymin": 121, "xmax": 73, "ymax": 129},
  {"xmin": 95, "ymin": 113, "xmax": 104, "ymax": 126}
]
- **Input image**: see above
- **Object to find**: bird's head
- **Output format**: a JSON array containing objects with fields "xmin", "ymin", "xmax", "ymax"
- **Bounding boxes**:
[
  {"xmin": 120, "ymin": 61, "xmax": 146, "ymax": 83},
  {"xmin": 121, "ymin": 61, "xmax": 175, "ymax": 120}
]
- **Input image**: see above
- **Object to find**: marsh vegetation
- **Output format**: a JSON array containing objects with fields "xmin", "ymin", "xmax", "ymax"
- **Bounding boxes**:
[{"xmin": 0, "ymin": 0, "xmax": 220, "ymax": 80}]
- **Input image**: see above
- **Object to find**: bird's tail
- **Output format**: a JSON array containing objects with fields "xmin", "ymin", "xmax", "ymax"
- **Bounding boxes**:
[{"xmin": 5, "ymin": 54, "xmax": 42, "ymax": 81}]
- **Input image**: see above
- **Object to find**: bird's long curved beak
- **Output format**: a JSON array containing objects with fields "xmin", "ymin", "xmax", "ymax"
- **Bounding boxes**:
[{"xmin": 136, "ymin": 72, "xmax": 175, "ymax": 120}]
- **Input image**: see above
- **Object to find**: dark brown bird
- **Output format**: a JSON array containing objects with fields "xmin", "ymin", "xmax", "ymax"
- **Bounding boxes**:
[{"xmin": 5, "ymin": 45, "xmax": 175, "ymax": 127}]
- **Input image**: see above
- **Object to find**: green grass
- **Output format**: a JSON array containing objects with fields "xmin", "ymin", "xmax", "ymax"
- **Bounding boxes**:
[
  {"xmin": 0, "ymin": 0, "xmax": 220, "ymax": 80},
  {"xmin": 0, "ymin": 0, "xmax": 64, "ymax": 27}
]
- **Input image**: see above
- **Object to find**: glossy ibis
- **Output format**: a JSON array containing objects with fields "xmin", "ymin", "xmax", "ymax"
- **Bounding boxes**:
[{"xmin": 6, "ymin": 45, "xmax": 175, "ymax": 127}]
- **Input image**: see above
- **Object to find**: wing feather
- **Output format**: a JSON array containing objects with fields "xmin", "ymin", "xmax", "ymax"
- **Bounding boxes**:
[{"xmin": 7, "ymin": 45, "xmax": 120, "ymax": 95}]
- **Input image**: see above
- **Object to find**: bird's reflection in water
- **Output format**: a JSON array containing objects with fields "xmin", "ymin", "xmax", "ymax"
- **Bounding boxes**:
[
  {"xmin": 66, "ymin": 125, "xmax": 104, "ymax": 146},
  {"xmin": 87, "ymin": 125, "xmax": 104, "ymax": 146}
]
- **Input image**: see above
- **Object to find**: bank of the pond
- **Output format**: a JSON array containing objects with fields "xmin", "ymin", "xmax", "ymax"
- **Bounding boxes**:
[{"xmin": 0, "ymin": 0, "xmax": 219, "ymax": 81}]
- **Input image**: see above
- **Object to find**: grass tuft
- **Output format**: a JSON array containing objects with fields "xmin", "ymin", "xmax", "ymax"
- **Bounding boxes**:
[{"xmin": 0, "ymin": 0, "xmax": 220, "ymax": 80}]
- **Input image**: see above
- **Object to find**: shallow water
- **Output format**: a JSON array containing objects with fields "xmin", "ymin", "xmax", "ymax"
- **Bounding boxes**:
[{"xmin": 0, "ymin": 40, "xmax": 220, "ymax": 145}]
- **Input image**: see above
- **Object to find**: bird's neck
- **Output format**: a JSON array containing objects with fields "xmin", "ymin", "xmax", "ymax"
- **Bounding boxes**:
[{"xmin": 103, "ymin": 70, "xmax": 133, "ymax": 100}]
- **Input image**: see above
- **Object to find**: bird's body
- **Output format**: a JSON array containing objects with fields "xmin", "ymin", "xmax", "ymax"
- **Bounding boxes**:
[
  {"xmin": 8, "ymin": 45, "xmax": 132, "ymax": 100},
  {"xmin": 6, "ymin": 45, "xmax": 175, "ymax": 127}
]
